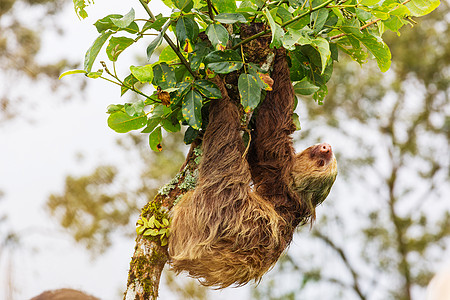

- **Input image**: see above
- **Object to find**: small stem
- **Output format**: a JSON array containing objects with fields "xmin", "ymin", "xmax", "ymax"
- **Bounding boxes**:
[
  {"xmin": 206, "ymin": 0, "xmax": 215, "ymax": 20},
  {"xmin": 232, "ymin": 0, "xmax": 333, "ymax": 50},
  {"xmin": 138, "ymin": 0, "xmax": 197, "ymax": 79},
  {"xmin": 326, "ymin": 4, "xmax": 357, "ymax": 8},
  {"xmin": 113, "ymin": 61, "xmax": 118, "ymax": 79},
  {"xmin": 330, "ymin": 0, "xmax": 412, "ymax": 40},
  {"xmin": 281, "ymin": 0, "xmax": 333, "ymax": 28},
  {"xmin": 241, "ymin": 45, "xmax": 247, "ymax": 73}
]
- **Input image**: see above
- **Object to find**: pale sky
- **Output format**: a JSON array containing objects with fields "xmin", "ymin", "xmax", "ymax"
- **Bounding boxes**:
[{"xmin": 1, "ymin": 1, "xmax": 449, "ymax": 299}]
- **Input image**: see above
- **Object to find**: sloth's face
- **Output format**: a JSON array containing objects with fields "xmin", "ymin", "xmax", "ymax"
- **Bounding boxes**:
[{"xmin": 290, "ymin": 143, "xmax": 338, "ymax": 207}]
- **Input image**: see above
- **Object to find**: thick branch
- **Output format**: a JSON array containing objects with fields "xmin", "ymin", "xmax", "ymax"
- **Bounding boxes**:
[{"xmin": 124, "ymin": 140, "xmax": 202, "ymax": 300}]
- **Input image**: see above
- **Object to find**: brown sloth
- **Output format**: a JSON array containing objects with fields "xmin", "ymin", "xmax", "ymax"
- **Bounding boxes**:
[{"xmin": 168, "ymin": 48, "xmax": 338, "ymax": 288}]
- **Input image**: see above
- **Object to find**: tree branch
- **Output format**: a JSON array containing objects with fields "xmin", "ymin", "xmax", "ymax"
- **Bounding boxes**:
[
  {"xmin": 206, "ymin": 0, "xmax": 216, "ymax": 20},
  {"xmin": 124, "ymin": 139, "xmax": 202, "ymax": 300},
  {"xmin": 330, "ymin": 0, "xmax": 413, "ymax": 41},
  {"xmin": 138, "ymin": 0, "xmax": 197, "ymax": 78},
  {"xmin": 231, "ymin": 0, "xmax": 334, "ymax": 50},
  {"xmin": 313, "ymin": 230, "xmax": 367, "ymax": 300}
]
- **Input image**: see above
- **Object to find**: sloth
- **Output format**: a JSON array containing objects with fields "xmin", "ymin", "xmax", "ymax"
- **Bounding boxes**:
[{"xmin": 168, "ymin": 48, "xmax": 338, "ymax": 288}]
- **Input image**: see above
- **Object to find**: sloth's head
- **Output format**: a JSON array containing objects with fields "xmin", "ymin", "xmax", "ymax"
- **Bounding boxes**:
[{"xmin": 290, "ymin": 143, "xmax": 338, "ymax": 210}]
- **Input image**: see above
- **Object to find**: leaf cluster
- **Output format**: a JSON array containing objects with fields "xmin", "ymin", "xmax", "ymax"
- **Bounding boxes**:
[
  {"xmin": 63, "ymin": 0, "xmax": 440, "ymax": 151},
  {"xmin": 136, "ymin": 215, "xmax": 170, "ymax": 246}
]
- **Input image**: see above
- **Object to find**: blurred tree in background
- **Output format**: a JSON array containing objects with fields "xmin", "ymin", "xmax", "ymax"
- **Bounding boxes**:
[
  {"xmin": 3, "ymin": 0, "xmax": 444, "ymax": 299},
  {"xmin": 254, "ymin": 2, "xmax": 450, "ymax": 300},
  {"xmin": 47, "ymin": 132, "xmax": 186, "ymax": 253},
  {"xmin": 0, "ymin": 0, "xmax": 79, "ymax": 121}
]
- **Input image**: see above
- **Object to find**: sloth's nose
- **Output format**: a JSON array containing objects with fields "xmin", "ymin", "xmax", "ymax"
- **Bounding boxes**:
[{"xmin": 319, "ymin": 143, "xmax": 332, "ymax": 154}]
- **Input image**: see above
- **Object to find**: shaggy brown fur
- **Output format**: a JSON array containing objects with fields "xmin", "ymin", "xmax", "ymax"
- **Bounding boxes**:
[{"xmin": 169, "ymin": 48, "xmax": 338, "ymax": 288}]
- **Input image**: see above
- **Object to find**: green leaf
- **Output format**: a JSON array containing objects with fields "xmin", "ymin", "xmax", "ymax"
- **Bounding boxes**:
[
  {"xmin": 106, "ymin": 104, "xmax": 123, "ymax": 114},
  {"xmin": 276, "ymin": 6, "xmax": 293, "ymax": 23},
  {"xmin": 149, "ymin": 126, "xmax": 163, "ymax": 152},
  {"xmin": 341, "ymin": 20, "xmax": 391, "ymax": 72},
  {"xmin": 286, "ymin": 9, "xmax": 309, "ymax": 30},
  {"xmin": 142, "ymin": 116, "xmax": 162, "ymax": 133},
  {"xmin": 204, "ymin": 50, "xmax": 243, "ymax": 74},
  {"xmin": 59, "ymin": 69, "xmax": 87, "ymax": 80},
  {"xmin": 356, "ymin": 8, "xmax": 373, "ymax": 22},
  {"xmin": 182, "ymin": 90, "xmax": 203, "ymax": 130},
  {"xmin": 147, "ymin": 21, "xmax": 171, "ymax": 60},
  {"xmin": 205, "ymin": 23, "xmax": 229, "ymax": 51},
  {"xmin": 264, "ymin": 8, "xmax": 284, "ymax": 48},
  {"xmin": 313, "ymin": 84, "xmax": 328, "ymax": 105},
  {"xmin": 86, "ymin": 70, "xmax": 103, "ymax": 78},
  {"xmin": 292, "ymin": 113, "xmax": 301, "ymax": 131},
  {"xmin": 311, "ymin": 37, "xmax": 331, "ymax": 74},
  {"xmin": 121, "ymin": 73, "xmax": 139, "ymax": 96},
  {"xmin": 153, "ymin": 63, "xmax": 177, "ymax": 89},
  {"xmin": 289, "ymin": 49, "xmax": 307, "ymax": 81},
  {"xmin": 136, "ymin": 225, "xmax": 145, "ymax": 235},
  {"xmin": 84, "ymin": 31, "xmax": 112, "ymax": 72},
  {"xmin": 194, "ymin": 80, "xmax": 222, "ymax": 99},
  {"xmin": 212, "ymin": 0, "xmax": 237, "ymax": 13},
  {"xmin": 294, "ymin": 79, "xmax": 320, "ymax": 95},
  {"xmin": 106, "ymin": 37, "xmax": 134, "ymax": 61},
  {"xmin": 94, "ymin": 14, "xmax": 139, "ymax": 34},
  {"xmin": 311, "ymin": 8, "xmax": 329, "ymax": 33},
  {"xmin": 189, "ymin": 42, "xmax": 210, "ymax": 71},
  {"xmin": 107, "ymin": 111, "xmax": 147, "ymax": 133},
  {"xmin": 171, "ymin": 81, "xmax": 192, "ymax": 107},
  {"xmin": 371, "ymin": 8, "xmax": 390, "ymax": 20},
  {"xmin": 159, "ymin": 46, "xmax": 179, "ymax": 63},
  {"xmin": 154, "ymin": 218, "xmax": 162, "ymax": 228},
  {"xmin": 184, "ymin": 126, "xmax": 199, "ymax": 144},
  {"xmin": 161, "ymin": 118, "xmax": 181, "ymax": 133},
  {"xmin": 405, "ymin": 0, "xmax": 440, "ymax": 16},
  {"xmin": 214, "ymin": 13, "xmax": 247, "ymax": 23},
  {"xmin": 124, "ymin": 100, "xmax": 145, "ymax": 117},
  {"xmin": 143, "ymin": 17, "xmax": 169, "ymax": 32},
  {"xmin": 176, "ymin": 16, "xmax": 199, "ymax": 53},
  {"xmin": 238, "ymin": 74, "xmax": 261, "ymax": 113},
  {"xmin": 282, "ymin": 30, "xmax": 312, "ymax": 50},
  {"xmin": 359, "ymin": 34, "xmax": 391, "ymax": 72},
  {"xmin": 383, "ymin": 15, "xmax": 407, "ymax": 33},
  {"xmin": 130, "ymin": 65, "xmax": 154, "ymax": 83},
  {"xmin": 110, "ymin": 8, "xmax": 135, "ymax": 28},
  {"xmin": 173, "ymin": 0, "xmax": 194, "ymax": 12},
  {"xmin": 143, "ymin": 228, "xmax": 159, "ymax": 236},
  {"xmin": 359, "ymin": 0, "xmax": 381, "ymax": 6},
  {"xmin": 73, "ymin": 0, "xmax": 93, "ymax": 19}
]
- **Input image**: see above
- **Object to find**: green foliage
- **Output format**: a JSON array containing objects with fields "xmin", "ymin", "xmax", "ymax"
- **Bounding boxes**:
[
  {"xmin": 64, "ymin": 0, "xmax": 441, "ymax": 150},
  {"xmin": 254, "ymin": 4, "xmax": 450, "ymax": 298},
  {"xmin": 73, "ymin": 0, "xmax": 94, "ymax": 19},
  {"xmin": 136, "ymin": 215, "xmax": 171, "ymax": 246},
  {"xmin": 47, "ymin": 166, "xmax": 139, "ymax": 253}
]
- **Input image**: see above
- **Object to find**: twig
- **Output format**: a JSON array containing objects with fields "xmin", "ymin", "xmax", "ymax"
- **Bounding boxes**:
[
  {"xmin": 138, "ymin": 0, "xmax": 197, "ymax": 79},
  {"xmin": 314, "ymin": 230, "xmax": 367, "ymax": 300},
  {"xmin": 231, "ymin": 0, "xmax": 334, "ymax": 50},
  {"xmin": 206, "ymin": 0, "xmax": 216, "ymax": 20},
  {"xmin": 330, "ymin": 0, "xmax": 413, "ymax": 40}
]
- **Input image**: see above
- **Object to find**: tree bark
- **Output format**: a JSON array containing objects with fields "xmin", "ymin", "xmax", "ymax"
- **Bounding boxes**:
[{"xmin": 124, "ymin": 140, "xmax": 202, "ymax": 300}]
